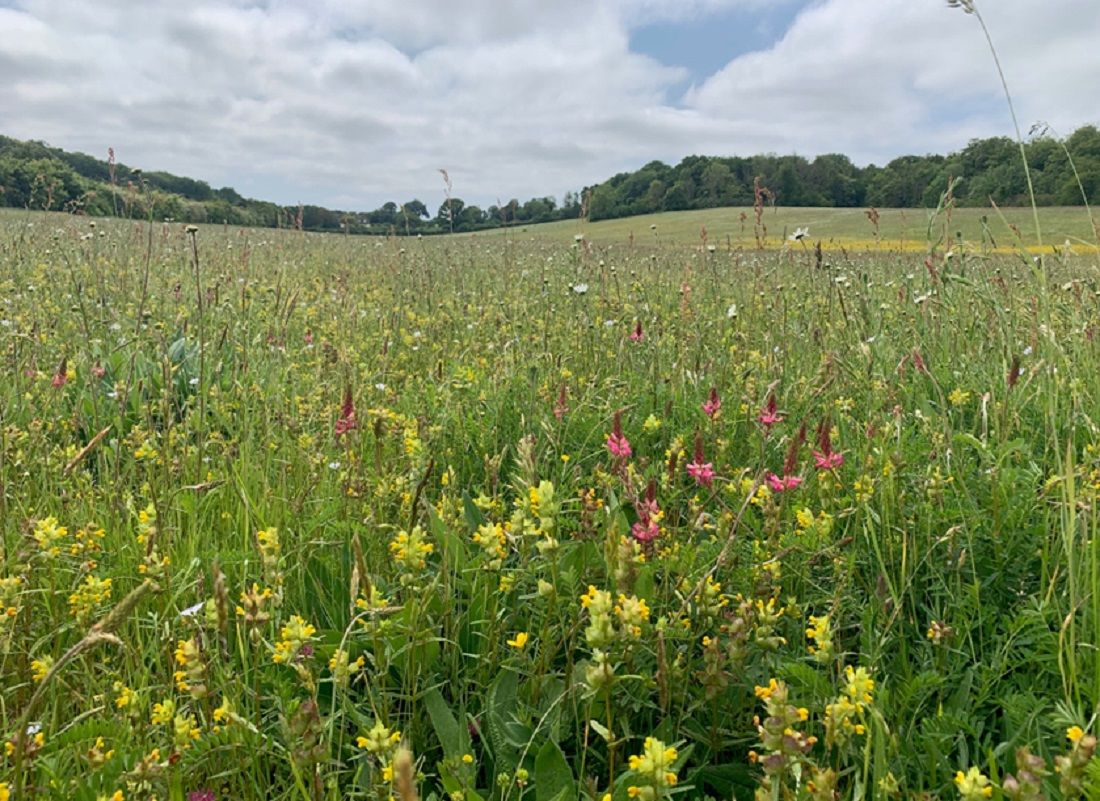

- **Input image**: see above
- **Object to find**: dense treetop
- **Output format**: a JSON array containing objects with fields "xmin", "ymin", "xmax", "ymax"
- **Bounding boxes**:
[{"xmin": 2, "ymin": 126, "xmax": 1098, "ymax": 234}]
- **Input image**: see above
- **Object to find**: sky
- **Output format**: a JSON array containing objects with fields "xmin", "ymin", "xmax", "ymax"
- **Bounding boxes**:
[{"xmin": 1, "ymin": 0, "xmax": 1098, "ymax": 212}]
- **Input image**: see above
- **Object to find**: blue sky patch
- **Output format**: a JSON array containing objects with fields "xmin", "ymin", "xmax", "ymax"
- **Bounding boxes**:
[{"xmin": 630, "ymin": 1, "xmax": 814, "ymax": 98}]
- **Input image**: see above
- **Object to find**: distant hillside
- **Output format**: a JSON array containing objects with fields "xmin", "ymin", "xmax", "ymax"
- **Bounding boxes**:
[
  {"xmin": 0, "ymin": 135, "xmax": 583, "ymax": 234},
  {"xmin": 2, "ymin": 126, "xmax": 1098, "ymax": 235}
]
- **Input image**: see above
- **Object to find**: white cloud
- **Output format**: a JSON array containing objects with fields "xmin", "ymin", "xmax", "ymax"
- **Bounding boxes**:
[
  {"xmin": 1, "ymin": 0, "xmax": 1097, "ymax": 210},
  {"xmin": 685, "ymin": 0, "xmax": 1100, "ymax": 162}
]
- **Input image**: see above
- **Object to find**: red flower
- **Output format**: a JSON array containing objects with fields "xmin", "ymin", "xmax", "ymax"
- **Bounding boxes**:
[
  {"xmin": 757, "ymin": 394, "xmax": 783, "ymax": 429},
  {"xmin": 606, "ymin": 410, "xmax": 632, "ymax": 459},
  {"xmin": 334, "ymin": 386, "xmax": 358, "ymax": 438},
  {"xmin": 812, "ymin": 418, "xmax": 843, "ymax": 471},
  {"xmin": 766, "ymin": 422, "xmax": 806, "ymax": 492},
  {"xmin": 702, "ymin": 387, "xmax": 721, "ymax": 418},
  {"xmin": 51, "ymin": 358, "xmax": 68, "ymax": 388},
  {"xmin": 766, "ymin": 472, "xmax": 803, "ymax": 493},
  {"xmin": 687, "ymin": 461, "xmax": 716, "ymax": 487},
  {"xmin": 629, "ymin": 320, "xmax": 644, "ymax": 342},
  {"xmin": 686, "ymin": 431, "xmax": 716, "ymax": 487},
  {"xmin": 553, "ymin": 384, "xmax": 569, "ymax": 420},
  {"xmin": 632, "ymin": 480, "xmax": 661, "ymax": 542}
]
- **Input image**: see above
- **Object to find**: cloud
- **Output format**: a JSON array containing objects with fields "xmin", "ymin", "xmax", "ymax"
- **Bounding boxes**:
[
  {"xmin": 685, "ymin": 0, "xmax": 1100, "ymax": 162},
  {"xmin": 1, "ymin": 0, "xmax": 1097, "ymax": 210}
]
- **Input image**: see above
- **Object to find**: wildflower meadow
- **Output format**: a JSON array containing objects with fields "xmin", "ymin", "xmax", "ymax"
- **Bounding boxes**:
[{"xmin": 2, "ymin": 202, "xmax": 1100, "ymax": 801}]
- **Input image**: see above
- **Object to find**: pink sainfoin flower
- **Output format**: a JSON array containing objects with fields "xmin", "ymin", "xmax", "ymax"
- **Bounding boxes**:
[
  {"xmin": 631, "ymin": 516, "xmax": 660, "ymax": 543},
  {"xmin": 334, "ymin": 386, "xmax": 358, "ymax": 438},
  {"xmin": 304, "ymin": 328, "xmax": 314, "ymax": 345},
  {"xmin": 686, "ymin": 431, "xmax": 715, "ymax": 488},
  {"xmin": 702, "ymin": 387, "xmax": 721, "ymax": 418},
  {"xmin": 606, "ymin": 410, "xmax": 632, "ymax": 459},
  {"xmin": 813, "ymin": 418, "xmax": 843, "ymax": 471},
  {"xmin": 632, "ymin": 480, "xmax": 661, "ymax": 542},
  {"xmin": 51, "ymin": 358, "xmax": 68, "ymax": 389},
  {"xmin": 91, "ymin": 360, "xmax": 106, "ymax": 379},
  {"xmin": 553, "ymin": 384, "xmax": 569, "ymax": 420},
  {"xmin": 767, "ymin": 422, "xmax": 806, "ymax": 493},
  {"xmin": 766, "ymin": 472, "xmax": 802, "ymax": 492},
  {"xmin": 629, "ymin": 320, "xmax": 644, "ymax": 342},
  {"xmin": 757, "ymin": 394, "xmax": 783, "ymax": 429},
  {"xmin": 911, "ymin": 348, "xmax": 927, "ymax": 375}
]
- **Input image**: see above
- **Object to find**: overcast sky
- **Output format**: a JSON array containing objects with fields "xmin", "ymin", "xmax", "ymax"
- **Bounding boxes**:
[{"xmin": 2, "ymin": 0, "xmax": 1097, "ymax": 211}]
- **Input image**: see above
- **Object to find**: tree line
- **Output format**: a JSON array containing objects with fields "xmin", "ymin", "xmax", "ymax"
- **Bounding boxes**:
[
  {"xmin": 2, "ymin": 127, "xmax": 1098, "ymax": 234},
  {"xmin": 585, "ymin": 126, "xmax": 1100, "ymax": 221}
]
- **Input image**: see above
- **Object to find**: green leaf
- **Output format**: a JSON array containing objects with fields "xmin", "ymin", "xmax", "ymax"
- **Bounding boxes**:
[
  {"xmin": 485, "ymin": 670, "xmax": 521, "ymax": 769},
  {"xmin": 462, "ymin": 490, "xmax": 487, "ymax": 531},
  {"xmin": 535, "ymin": 740, "xmax": 576, "ymax": 801},
  {"xmin": 427, "ymin": 503, "xmax": 468, "ymax": 570},
  {"xmin": 423, "ymin": 687, "xmax": 469, "ymax": 760},
  {"xmin": 589, "ymin": 719, "xmax": 611, "ymax": 741},
  {"xmin": 689, "ymin": 762, "xmax": 755, "ymax": 800}
]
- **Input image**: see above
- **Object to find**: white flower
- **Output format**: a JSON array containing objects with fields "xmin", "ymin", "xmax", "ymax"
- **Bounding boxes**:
[
  {"xmin": 573, "ymin": 233, "xmax": 584, "ymax": 242},
  {"xmin": 571, "ymin": 283, "xmax": 589, "ymax": 295},
  {"xmin": 328, "ymin": 461, "xmax": 341, "ymax": 470},
  {"xmin": 726, "ymin": 304, "xmax": 738, "ymax": 319},
  {"xmin": 375, "ymin": 382, "xmax": 386, "ymax": 390},
  {"xmin": 789, "ymin": 227, "xmax": 809, "ymax": 242}
]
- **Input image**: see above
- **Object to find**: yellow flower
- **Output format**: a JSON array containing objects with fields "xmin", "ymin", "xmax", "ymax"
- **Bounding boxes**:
[
  {"xmin": 173, "ymin": 638, "xmax": 207, "ymax": 698},
  {"xmin": 754, "ymin": 679, "xmax": 779, "ymax": 700},
  {"xmin": 272, "ymin": 615, "xmax": 316, "ymax": 664},
  {"xmin": 948, "ymin": 387, "xmax": 971, "ymax": 407},
  {"xmin": 507, "ymin": 632, "xmax": 529, "ymax": 649},
  {"xmin": 151, "ymin": 698, "xmax": 175, "ymax": 726},
  {"xmin": 0, "ymin": 782, "xmax": 9, "ymax": 801},
  {"xmin": 172, "ymin": 713, "xmax": 200, "ymax": 749},
  {"xmin": 357, "ymin": 721, "xmax": 401, "ymax": 756},
  {"xmin": 1068, "ymin": 725, "xmax": 1085, "ymax": 743},
  {"xmin": 32, "ymin": 516, "xmax": 68, "ymax": 557},
  {"xmin": 113, "ymin": 681, "xmax": 135, "ymax": 709},
  {"xmin": 31, "ymin": 657, "xmax": 53, "ymax": 683},
  {"xmin": 390, "ymin": 526, "xmax": 434, "ymax": 572},
  {"xmin": 614, "ymin": 595, "xmax": 651, "ymax": 636},
  {"xmin": 329, "ymin": 648, "xmax": 366, "ymax": 682},
  {"xmin": 955, "ymin": 767, "xmax": 992, "ymax": 800},
  {"xmin": 626, "ymin": 736, "xmax": 679, "ymax": 799},
  {"xmin": 68, "ymin": 575, "xmax": 112, "ymax": 620}
]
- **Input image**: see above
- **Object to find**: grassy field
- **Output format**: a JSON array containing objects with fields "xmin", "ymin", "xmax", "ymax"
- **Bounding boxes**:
[
  {"xmin": 2, "ymin": 207, "xmax": 1100, "ymax": 801},
  {"xmin": 472, "ymin": 205, "xmax": 1099, "ymax": 254}
]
